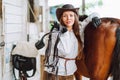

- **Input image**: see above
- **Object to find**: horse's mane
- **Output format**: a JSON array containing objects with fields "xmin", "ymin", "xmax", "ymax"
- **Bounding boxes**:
[
  {"xmin": 101, "ymin": 17, "xmax": 120, "ymax": 23},
  {"xmin": 79, "ymin": 15, "xmax": 120, "ymax": 25}
]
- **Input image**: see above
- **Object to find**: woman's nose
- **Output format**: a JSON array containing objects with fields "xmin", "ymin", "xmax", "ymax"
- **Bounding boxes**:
[{"xmin": 67, "ymin": 16, "xmax": 71, "ymax": 20}]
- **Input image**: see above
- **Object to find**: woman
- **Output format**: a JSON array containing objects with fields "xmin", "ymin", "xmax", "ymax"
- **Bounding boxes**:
[{"xmin": 43, "ymin": 4, "xmax": 100, "ymax": 80}]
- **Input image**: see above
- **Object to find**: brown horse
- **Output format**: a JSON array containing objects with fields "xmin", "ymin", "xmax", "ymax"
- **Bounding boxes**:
[{"xmin": 75, "ymin": 17, "xmax": 120, "ymax": 80}]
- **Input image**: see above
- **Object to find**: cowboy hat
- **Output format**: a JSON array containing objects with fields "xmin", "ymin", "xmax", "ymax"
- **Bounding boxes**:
[{"xmin": 56, "ymin": 4, "xmax": 79, "ymax": 21}]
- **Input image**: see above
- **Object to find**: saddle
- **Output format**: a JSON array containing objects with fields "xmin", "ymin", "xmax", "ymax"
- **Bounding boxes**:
[{"xmin": 11, "ymin": 41, "xmax": 38, "ymax": 79}]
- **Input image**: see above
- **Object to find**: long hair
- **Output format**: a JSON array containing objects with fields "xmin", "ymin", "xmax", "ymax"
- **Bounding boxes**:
[
  {"xmin": 59, "ymin": 13, "xmax": 83, "ymax": 56},
  {"xmin": 73, "ymin": 13, "xmax": 83, "ymax": 57}
]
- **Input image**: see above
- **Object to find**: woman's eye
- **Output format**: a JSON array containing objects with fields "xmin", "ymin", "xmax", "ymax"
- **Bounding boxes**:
[
  {"xmin": 63, "ymin": 15, "xmax": 67, "ymax": 17},
  {"xmin": 70, "ymin": 14, "xmax": 74, "ymax": 17}
]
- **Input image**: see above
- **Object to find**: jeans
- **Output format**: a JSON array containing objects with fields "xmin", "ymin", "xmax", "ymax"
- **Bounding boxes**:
[{"xmin": 43, "ymin": 71, "xmax": 74, "ymax": 80}]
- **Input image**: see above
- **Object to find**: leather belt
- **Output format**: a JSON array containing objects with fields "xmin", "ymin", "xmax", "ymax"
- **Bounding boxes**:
[{"xmin": 58, "ymin": 56, "xmax": 75, "ymax": 75}]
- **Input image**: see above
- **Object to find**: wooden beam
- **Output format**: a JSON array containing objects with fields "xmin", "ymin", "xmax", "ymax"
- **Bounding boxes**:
[{"xmin": 82, "ymin": 0, "xmax": 85, "ymax": 15}]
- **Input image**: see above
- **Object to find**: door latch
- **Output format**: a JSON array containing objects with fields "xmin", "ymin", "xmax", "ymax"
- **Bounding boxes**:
[{"xmin": 0, "ymin": 41, "xmax": 5, "ymax": 47}]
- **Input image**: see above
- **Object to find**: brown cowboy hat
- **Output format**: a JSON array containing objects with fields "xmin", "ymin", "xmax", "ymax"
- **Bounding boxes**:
[{"xmin": 56, "ymin": 4, "xmax": 79, "ymax": 21}]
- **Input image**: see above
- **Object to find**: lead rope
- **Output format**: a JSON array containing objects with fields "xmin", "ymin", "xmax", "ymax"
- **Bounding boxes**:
[
  {"xmin": 44, "ymin": 26, "xmax": 55, "ymax": 68},
  {"xmin": 53, "ymin": 34, "xmax": 60, "ymax": 80},
  {"xmin": 45, "ymin": 33, "xmax": 60, "ymax": 80},
  {"xmin": 44, "ymin": 27, "xmax": 60, "ymax": 80},
  {"xmin": 44, "ymin": 34, "xmax": 52, "ymax": 67}
]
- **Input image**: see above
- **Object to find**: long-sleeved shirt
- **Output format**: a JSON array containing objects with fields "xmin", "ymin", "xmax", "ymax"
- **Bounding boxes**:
[{"xmin": 45, "ymin": 13, "xmax": 99, "ymax": 76}]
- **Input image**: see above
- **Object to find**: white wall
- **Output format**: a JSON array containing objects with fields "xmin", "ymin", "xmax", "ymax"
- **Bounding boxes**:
[
  {"xmin": 0, "ymin": 17, "xmax": 4, "ymax": 80},
  {"xmin": 2, "ymin": 0, "xmax": 27, "ymax": 80}
]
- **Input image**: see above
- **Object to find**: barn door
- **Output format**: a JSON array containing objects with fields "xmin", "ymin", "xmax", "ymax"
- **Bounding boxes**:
[
  {"xmin": 0, "ymin": 27, "xmax": 4, "ymax": 80},
  {"xmin": 0, "ymin": 0, "xmax": 5, "ymax": 79}
]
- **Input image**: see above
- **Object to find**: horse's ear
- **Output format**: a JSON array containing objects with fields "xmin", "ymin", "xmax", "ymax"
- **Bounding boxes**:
[{"xmin": 79, "ymin": 15, "xmax": 88, "ymax": 21}]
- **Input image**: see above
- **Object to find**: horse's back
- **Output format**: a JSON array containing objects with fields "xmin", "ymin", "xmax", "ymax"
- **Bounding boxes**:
[{"xmin": 75, "ymin": 17, "xmax": 120, "ymax": 80}]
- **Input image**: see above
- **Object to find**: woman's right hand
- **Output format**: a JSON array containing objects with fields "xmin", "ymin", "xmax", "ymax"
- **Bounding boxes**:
[{"xmin": 51, "ymin": 21, "xmax": 60, "ymax": 31}]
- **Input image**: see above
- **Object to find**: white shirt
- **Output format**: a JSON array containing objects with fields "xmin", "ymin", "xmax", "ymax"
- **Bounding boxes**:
[{"xmin": 45, "ymin": 12, "xmax": 99, "ymax": 76}]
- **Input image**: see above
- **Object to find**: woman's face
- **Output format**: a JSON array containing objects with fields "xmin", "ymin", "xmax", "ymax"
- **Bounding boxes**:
[{"xmin": 62, "ymin": 11, "xmax": 75, "ymax": 29}]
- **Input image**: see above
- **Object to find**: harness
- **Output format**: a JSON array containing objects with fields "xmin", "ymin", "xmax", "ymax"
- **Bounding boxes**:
[{"xmin": 44, "ymin": 32, "xmax": 60, "ymax": 77}]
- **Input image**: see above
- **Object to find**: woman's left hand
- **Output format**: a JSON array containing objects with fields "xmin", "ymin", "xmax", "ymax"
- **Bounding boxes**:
[{"xmin": 92, "ymin": 17, "xmax": 101, "ymax": 28}]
